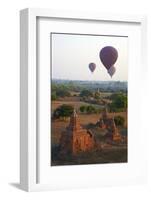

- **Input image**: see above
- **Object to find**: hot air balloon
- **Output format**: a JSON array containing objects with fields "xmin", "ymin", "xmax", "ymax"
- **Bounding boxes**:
[
  {"xmin": 89, "ymin": 62, "xmax": 96, "ymax": 73},
  {"xmin": 108, "ymin": 65, "xmax": 116, "ymax": 77},
  {"xmin": 99, "ymin": 46, "xmax": 118, "ymax": 77}
]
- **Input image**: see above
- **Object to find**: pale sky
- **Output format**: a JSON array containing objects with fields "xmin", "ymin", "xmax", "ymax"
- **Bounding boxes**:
[{"xmin": 51, "ymin": 33, "xmax": 128, "ymax": 81}]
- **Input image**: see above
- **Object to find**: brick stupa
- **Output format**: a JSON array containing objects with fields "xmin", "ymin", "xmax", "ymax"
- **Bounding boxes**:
[
  {"xmin": 97, "ymin": 106, "xmax": 122, "ymax": 142},
  {"xmin": 111, "ymin": 117, "xmax": 122, "ymax": 142}
]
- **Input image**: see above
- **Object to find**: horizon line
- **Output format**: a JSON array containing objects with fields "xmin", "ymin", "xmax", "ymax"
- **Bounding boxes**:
[{"xmin": 52, "ymin": 78, "xmax": 128, "ymax": 82}]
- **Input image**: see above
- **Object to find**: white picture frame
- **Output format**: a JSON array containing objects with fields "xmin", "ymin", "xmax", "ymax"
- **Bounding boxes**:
[{"xmin": 20, "ymin": 8, "xmax": 147, "ymax": 191}]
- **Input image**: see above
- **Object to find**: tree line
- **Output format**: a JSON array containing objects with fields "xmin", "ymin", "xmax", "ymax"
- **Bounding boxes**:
[{"xmin": 52, "ymin": 104, "xmax": 125, "ymax": 127}]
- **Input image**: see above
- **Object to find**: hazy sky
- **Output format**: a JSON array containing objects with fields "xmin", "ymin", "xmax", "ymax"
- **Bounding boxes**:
[{"xmin": 51, "ymin": 33, "xmax": 128, "ymax": 81}]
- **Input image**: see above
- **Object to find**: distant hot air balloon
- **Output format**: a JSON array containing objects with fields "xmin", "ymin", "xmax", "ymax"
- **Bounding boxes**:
[
  {"xmin": 89, "ymin": 62, "xmax": 96, "ymax": 73},
  {"xmin": 108, "ymin": 65, "xmax": 116, "ymax": 77},
  {"xmin": 99, "ymin": 46, "xmax": 118, "ymax": 77}
]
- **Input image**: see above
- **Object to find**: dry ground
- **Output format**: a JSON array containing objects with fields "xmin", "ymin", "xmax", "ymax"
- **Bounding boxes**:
[{"xmin": 52, "ymin": 147, "xmax": 127, "ymax": 166}]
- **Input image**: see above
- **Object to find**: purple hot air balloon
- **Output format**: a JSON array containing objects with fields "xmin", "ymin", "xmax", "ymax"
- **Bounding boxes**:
[
  {"xmin": 89, "ymin": 62, "xmax": 96, "ymax": 73},
  {"xmin": 99, "ymin": 46, "xmax": 118, "ymax": 77},
  {"xmin": 108, "ymin": 65, "xmax": 116, "ymax": 78}
]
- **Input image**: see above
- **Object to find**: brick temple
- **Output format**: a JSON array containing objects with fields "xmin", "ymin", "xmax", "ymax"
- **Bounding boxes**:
[{"xmin": 59, "ymin": 109, "xmax": 95, "ymax": 155}]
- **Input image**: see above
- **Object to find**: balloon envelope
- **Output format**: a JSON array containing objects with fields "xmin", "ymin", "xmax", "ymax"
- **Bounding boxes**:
[
  {"xmin": 99, "ymin": 46, "xmax": 118, "ymax": 70},
  {"xmin": 89, "ymin": 63, "xmax": 96, "ymax": 72}
]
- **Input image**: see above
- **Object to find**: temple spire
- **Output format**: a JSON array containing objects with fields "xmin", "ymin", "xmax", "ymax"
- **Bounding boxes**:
[
  {"xmin": 111, "ymin": 116, "xmax": 122, "ymax": 142},
  {"xmin": 111, "ymin": 116, "xmax": 116, "ymax": 131},
  {"xmin": 73, "ymin": 108, "xmax": 77, "ymax": 117},
  {"xmin": 102, "ymin": 105, "xmax": 108, "ymax": 119},
  {"xmin": 67, "ymin": 109, "xmax": 82, "ymax": 131}
]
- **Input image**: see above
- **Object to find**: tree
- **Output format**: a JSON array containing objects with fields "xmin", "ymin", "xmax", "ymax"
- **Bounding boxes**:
[
  {"xmin": 86, "ymin": 105, "xmax": 96, "ymax": 114},
  {"xmin": 80, "ymin": 105, "xmax": 86, "ymax": 113},
  {"xmin": 109, "ymin": 93, "xmax": 127, "ymax": 112},
  {"xmin": 114, "ymin": 115, "xmax": 125, "ymax": 127},
  {"xmin": 53, "ymin": 104, "xmax": 74, "ymax": 119},
  {"xmin": 51, "ymin": 92, "xmax": 57, "ymax": 101},
  {"xmin": 56, "ymin": 89, "xmax": 71, "ymax": 98},
  {"xmin": 80, "ymin": 90, "xmax": 93, "ymax": 98}
]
